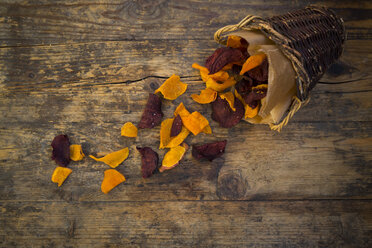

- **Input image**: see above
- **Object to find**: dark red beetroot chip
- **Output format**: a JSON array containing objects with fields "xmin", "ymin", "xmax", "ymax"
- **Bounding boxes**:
[
  {"xmin": 243, "ymin": 87, "xmax": 267, "ymax": 107},
  {"xmin": 192, "ymin": 140, "xmax": 227, "ymax": 161},
  {"xmin": 138, "ymin": 93, "xmax": 164, "ymax": 129},
  {"xmin": 211, "ymin": 95, "xmax": 244, "ymax": 128},
  {"xmin": 245, "ymin": 58, "xmax": 268, "ymax": 82},
  {"xmin": 235, "ymin": 78, "xmax": 253, "ymax": 95},
  {"xmin": 136, "ymin": 147, "xmax": 159, "ymax": 178},
  {"xmin": 206, "ymin": 47, "xmax": 248, "ymax": 74},
  {"xmin": 51, "ymin": 134, "xmax": 70, "ymax": 167},
  {"xmin": 170, "ymin": 115, "xmax": 183, "ymax": 137}
]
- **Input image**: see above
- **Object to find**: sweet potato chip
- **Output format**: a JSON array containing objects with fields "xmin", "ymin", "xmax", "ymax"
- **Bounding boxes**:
[
  {"xmin": 234, "ymin": 90, "xmax": 259, "ymax": 119},
  {"xmin": 191, "ymin": 88, "xmax": 217, "ymax": 104},
  {"xmin": 160, "ymin": 118, "xmax": 190, "ymax": 149},
  {"xmin": 182, "ymin": 111, "xmax": 209, "ymax": 136},
  {"xmin": 205, "ymin": 77, "xmax": 237, "ymax": 92},
  {"xmin": 206, "ymin": 47, "xmax": 247, "ymax": 74},
  {"xmin": 155, "ymin": 74, "xmax": 187, "ymax": 100},
  {"xmin": 211, "ymin": 95, "xmax": 244, "ymax": 128},
  {"xmin": 219, "ymin": 92, "xmax": 236, "ymax": 111},
  {"xmin": 89, "ymin": 147, "xmax": 129, "ymax": 168},
  {"xmin": 192, "ymin": 63, "xmax": 229, "ymax": 82},
  {"xmin": 51, "ymin": 134, "xmax": 70, "ymax": 167},
  {"xmin": 240, "ymin": 53, "xmax": 267, "ymax": 75},
  {"xmin": 136, "ymin": 147, "xmax": 159, "ymax": 178},
  {"xmin": 192, "ymin": 140, "xmax": 227, "ymax": 161},
  {"xmin": 159, "ymin": 143, "xmax": 189, "ymax": 172},
  {"xmin": 101, "ymin": 169, "xmax": 125, "ymax": 194},
  {"xmin": 222, "ymin": 63, "xmax": 233, "ymax": 71},
  {"xmin": 202, "ymin": 125, "xmax": 212, "ymax": 134},
  {"xmin": 138, "ymin": 93, "xmax": 163, "ymax": 129},
  {"xmin": 121, "ymin": 122, "xmax": 138, "ymax": 137},
  {"xmin": 171, "ymin": 115, "xmax": 183, "ymax": 137},
  {"xmin": 174, "ymin": 102, "xmax": 190, "ymax": 118},
  {"xmin": 227, "ymin": 35, "xmax": 248, "ymax": 49},
  {"xmin": 51, "ymin": 166, "xmax": 72, "ymax": 187},
  {"xmin": 70, "ymin": 144, "xmax": 85, "ymax": 161}
]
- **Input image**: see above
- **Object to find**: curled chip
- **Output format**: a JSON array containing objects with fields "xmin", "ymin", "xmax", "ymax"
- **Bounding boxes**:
[
  {"xmin": 51, "ymin": 134, "xmax": 70, "ymax": 167},
  {"xmin": 89, "ymin": 147, "xmax": 129, "ymax": 168},
  {"xmin": 240, "ymin": 53, "xmax": 267, "ymax": 75},
  {"xmin": 206, "ymin": 77, "xmax": 237, "ymax": 92},
  {"xmin": 202, "ymin": 125, "xmax": 212, "ymax": 134},
  {"xmin": 206, "ymin": 47, "xmax": 248, "ymax": 74},
  {"xmin": 219, "ymin": 92, "xmax": 236, "ymax": 111},
  {"xmin": 70, "ymin": 144, "xmax": 85, "ymax": 161},
  {"xmin": 234, "ymin": 90, "xmax": 259, "ymax": 119},
  {"xmin": 191, "ymin": 88, "xmax": 217, "ymax": 104},
  {"xmin": 227, "ymin": 35, "xmax": 248, "ymax": 49},
  {"xmin": 174, "ymin": 102, "xmax": 190, "ymax": 118},
  {"xmin": 138, "ymin": 93, "xmax": 163, "ymax": 129},
  {"xmin": 51, "ymin": 166, "xmax": 72, "ymax": 187},
  {"xmin": 192, "ymin": 140, "xmax": 227, "ymax": 161},
  {"xmin": 155, "ymin": 74, "xmax": 187, "ymax": 100},
  {"xmin": 243, "ymin": 85, "xmax": 268, "ymax": 107},
  {"xmin": 246, "ymin": 58, "xmax": 268, "ymax": 82},
  {"xmin": 101, "ymin": 169, "xmax": 125, "ymax": 194},
  {"xmin": 192, "ymin": 63, "xmax": 229, "ymax": 82},
  {"xmin": 160, "ymin": 118, "xmax": 190, "ymax": 149},
  {"xmin": 121, "ymin": 122, "xmax": 138, "ymax": 138},
  {"xmin": 211, "ymin": 95, "xmax": 244, "ymax": 128},
  {"xmin": 171, "ymin": 115, "xmax": 183, "ymax": 137},
  {"xmin": 182, "ymin": 111, "xmax": 209, "ymax": 136},
  {"xmin": 136, "ymin": 147, "xmax": 159, "ymax": 178},
  {"xmin": 160, "ymin": 143, "xmax": 189, "ymax": 172}
]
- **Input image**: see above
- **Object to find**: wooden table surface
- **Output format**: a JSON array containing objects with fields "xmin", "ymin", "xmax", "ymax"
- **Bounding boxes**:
[{"xmin": 0, "ymin": 1, "xmax": 371, "ymax": 247}]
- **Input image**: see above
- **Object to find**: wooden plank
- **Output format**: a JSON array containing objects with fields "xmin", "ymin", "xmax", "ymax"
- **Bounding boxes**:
[
  {"xmin": 1, "ymin": 200, "xmax": 371, "ymax": 247},
  {"xmin": 0, "ymin": 119, "xmax": 370, "ymax": 202},
  {"xmin": 0, "ymin": 0, "xmax": 371, "ymax": 47}
]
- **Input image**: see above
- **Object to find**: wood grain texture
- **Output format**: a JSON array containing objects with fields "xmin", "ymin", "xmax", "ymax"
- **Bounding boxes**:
[
  {"xmin": 0, "ymin": 0, "xmax": 371, "ymax": 247},
  {"xmin": 0, "ymin": 0, "xmax": 371, "ymax": 47},
  {"xmin": 1, "ymin": 201, "xmax": 371, "ymax": 247}
]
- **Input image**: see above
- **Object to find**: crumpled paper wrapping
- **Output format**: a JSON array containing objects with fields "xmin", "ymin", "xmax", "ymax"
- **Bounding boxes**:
[{"xmin": 229, "ymin": 30, "xmax": 296, "ymax": 124}]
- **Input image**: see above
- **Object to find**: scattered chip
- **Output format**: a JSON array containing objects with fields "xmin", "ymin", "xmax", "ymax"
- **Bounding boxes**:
[
  {"xmin": 89, "ymin": 147, "xmax": 129, "ymax": 168},
  {"xmin": 155, "ymin": 74, "xmax": 187, "ymax": 100},
  {"xmin": 192, "ymin": 140, "xmax": 227, "ymax": 161},
  {"xmin": 219, "ymin": 92, "xmax": 236, "ymax": 111},
  {"xmin": 160, "ymin": 118, "xmax": 190, "ymax": 149},
  {"xmin": 171, "ymin": 115, "xmax": 183, "ymax": 137},
  {"xmin": 211, "ymin": 95, "xmax": 244, "ymax": 128},
  {"xmin": 51, "ymin": 134, "xmax": 71, "ymax": 167},
  {"xmin": 206, "ymin": 77, "xmax": 237, "ymax": 92},
  {"xmin": 70, "ymin": 144, "xmax": 85, "ymax": 161},
  {"xmin": 240, "ymin": 53, "xmax": 267, "ymax": 75},
  {"xmin": 160, "ymin": 143, "xmax": 189, "ymax": 172},
  {"xmin": 101, "ymin": 169, "xmax": 125, "ymax": 194},
  {"xmin": 136, "ymin": 147, "xmax": 159, "ymax": 178},
  {"xmin": 174, "ymin": 102, "xmax": 190, "ymax": 118},
  {"xmin": 121, "ymin": 122, "xmax": 138, "ymax": 137},
  {"xmin": 51, "ymin": 166, "xmax": 72, "ymax": 187},
  {"xmin": 182, "ymin": 111, "xmax": 209, "ymax": 136},
  {"xmin": 138, "ymin": 93, "xmax": 163, "ymax": 129},
  {"xmin": 202, "ymin": 125, "xmax": 212, "ymax": 134},
  {"xmin": 192, "ymin": 63, "xmax": 229, "ymax": 82},
  {"xmin": 191, "ymin": 88, "xmax": 217, "ymax": 104}
]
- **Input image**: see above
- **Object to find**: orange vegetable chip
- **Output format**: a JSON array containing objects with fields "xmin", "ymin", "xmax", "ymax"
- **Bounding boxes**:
[
  {"xmin": 182, "ymin": 111, "xmax": 209, "ymax": 136},
  {"xmin": 89, "ymin": 147, "xmax": 129, "ymax": 168},
  {"xmin": 155, "ymin": 74, "xmax": 187, "ymax": 100},
  {"xmin": 159, "ymin": 143, "xmax": 189, "ymax": 172},
  {"xmin": 51, "ymin": 166, "xmax": 72, "ymax": 187},
  {"xmin": 234, "ymin": 90, "xmax": 259, "ymax": 119},
  {"xmin": 159, "ymin": 118, "xmax": 190, "ymax": 149},
  {"xmin": 202, "ymin": 125, "xmax": 212, "ymax": 134},
  {"xmin": 192, "ymin": 63, "xmax": 229, "ymax": 82},
  {"xmin": 227, "ymin": 35, "xmax": 248, "ymax": 49},
  {"xmin": 205, "ymin": 77, "xmax": 236, "ymax": 92},
  {"xmin": 240, "ymin": 53, "xmax": 267, "ymax": 75},
  {"xmin": 174, "ymin": 102, "xmax": 190, "ymax": 118},
  {"xmin": 121, "ymin": 122, "xmax": 138, "ymax": 137},
  {"xmin": 101, "ymin": 169, "xmax": 125, "ymax": 194},
  {"xmin": 219, "ymin": 92, "xmax": 236, "ymax": 111},
  {"xmin": 221, "ymin": 63, "xmax": 233, "ymax": 70},
  {"xmin": 70, "ymin": 144, "xmax": 85, "ymax": 161},
  {"xmin": 191, "ymin": 88, "xmax": 217, "ymax": 104}
]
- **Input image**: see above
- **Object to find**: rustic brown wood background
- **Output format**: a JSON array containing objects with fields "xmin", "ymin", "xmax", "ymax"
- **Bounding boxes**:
[{"xmin": 0, "ymin": 0, "xmax": 371, "ymax": 247}]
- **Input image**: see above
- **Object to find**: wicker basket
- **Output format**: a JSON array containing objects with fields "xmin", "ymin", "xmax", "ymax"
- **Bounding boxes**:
[{"xmin": 214, "ymin": 6, "xmax": 345, "ymax": 131}]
